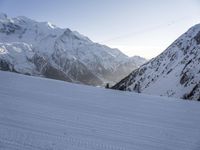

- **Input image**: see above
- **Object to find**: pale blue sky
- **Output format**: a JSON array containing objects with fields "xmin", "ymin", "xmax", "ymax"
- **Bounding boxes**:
[{"xmin": 0, "ymin": 0, "xmax": 200, "ymax": 58}]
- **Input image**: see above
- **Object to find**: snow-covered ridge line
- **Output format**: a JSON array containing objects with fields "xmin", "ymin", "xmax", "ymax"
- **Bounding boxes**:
[{"xmin": 112, "ymin": 23, "xmax": 200, "ymax": 101}]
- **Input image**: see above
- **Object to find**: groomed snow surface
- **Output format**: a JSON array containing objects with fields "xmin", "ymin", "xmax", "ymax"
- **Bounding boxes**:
[{"xmin": 0, "ymin": 71, "xmax": 200, "ymax": 150}]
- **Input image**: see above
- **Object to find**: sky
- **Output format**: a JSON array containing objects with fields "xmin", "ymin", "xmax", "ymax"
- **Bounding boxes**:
[{"xmin": 0, "ymin": 0, "xmax": 200, "ymax": 59}]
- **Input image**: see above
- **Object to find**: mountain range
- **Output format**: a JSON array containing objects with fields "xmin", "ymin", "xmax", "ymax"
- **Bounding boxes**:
[{"xmin": 0, "ymin": 13, "xmax": 146, "ymax": 86}]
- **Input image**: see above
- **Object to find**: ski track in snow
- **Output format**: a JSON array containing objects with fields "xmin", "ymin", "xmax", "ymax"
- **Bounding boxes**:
[{"xmin": 0, "ymin": 71, "xmax": 200, "ymax": 150}]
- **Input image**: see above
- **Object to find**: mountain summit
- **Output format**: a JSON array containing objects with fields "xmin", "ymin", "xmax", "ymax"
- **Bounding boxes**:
[
  {"xmin": 113, "ymin": 24, "xmax": 200, "ymax": 101},
  {"xmin": 0, "ymin": 13, "xmax": 146, "ymax": 86}
]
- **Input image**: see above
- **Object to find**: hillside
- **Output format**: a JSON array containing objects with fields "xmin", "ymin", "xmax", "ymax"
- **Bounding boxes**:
[{"xmin": 113, "ymin": 23, "xmax": 200, "ymax": 101}]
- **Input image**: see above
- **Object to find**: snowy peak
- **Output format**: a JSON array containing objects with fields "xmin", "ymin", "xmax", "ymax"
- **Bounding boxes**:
[
  {"xmin": 129, "ymin": 55, "xmax": 147, "ymax": 67},
  {"xmin": 0, "ymin": 13, "xmax": 146, "ymax": 86},
  {"xmin": 113, "ymin": 23, "xmax": 200, "ymax": 101}
]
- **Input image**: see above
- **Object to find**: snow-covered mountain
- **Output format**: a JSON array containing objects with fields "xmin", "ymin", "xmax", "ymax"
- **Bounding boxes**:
[
  {"xmin": 1, "ymin": 71, "xmax": 200, "ymax": 150},
  {"xmin": 109, "ymin": 56, "xmax": 147, "ymax": 83},
  {"xmin": 0, "ymin": 13, "xmax": 146, "ymax": 85},
  {"xmin": 113, "ymin": 23, "xmax": 200, "ymax": 101}
]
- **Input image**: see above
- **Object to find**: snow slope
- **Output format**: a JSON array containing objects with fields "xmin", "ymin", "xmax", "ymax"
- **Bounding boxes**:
[
  {"xmin": 0, "ymin": 13, "xmax": 147, "ymax": 85},
  {"xmin": 0, "ymin": 71, "xmax": 200, "ymax": 150},
  {"xmin": 113, "ymin": 23, "xmax": 200, "ymax": 101}
]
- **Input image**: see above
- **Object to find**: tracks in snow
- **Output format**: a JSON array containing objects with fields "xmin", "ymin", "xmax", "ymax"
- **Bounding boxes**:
[{"xmin": 0, "ymin": 124, "xmax": 126, "ymax": 150}]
